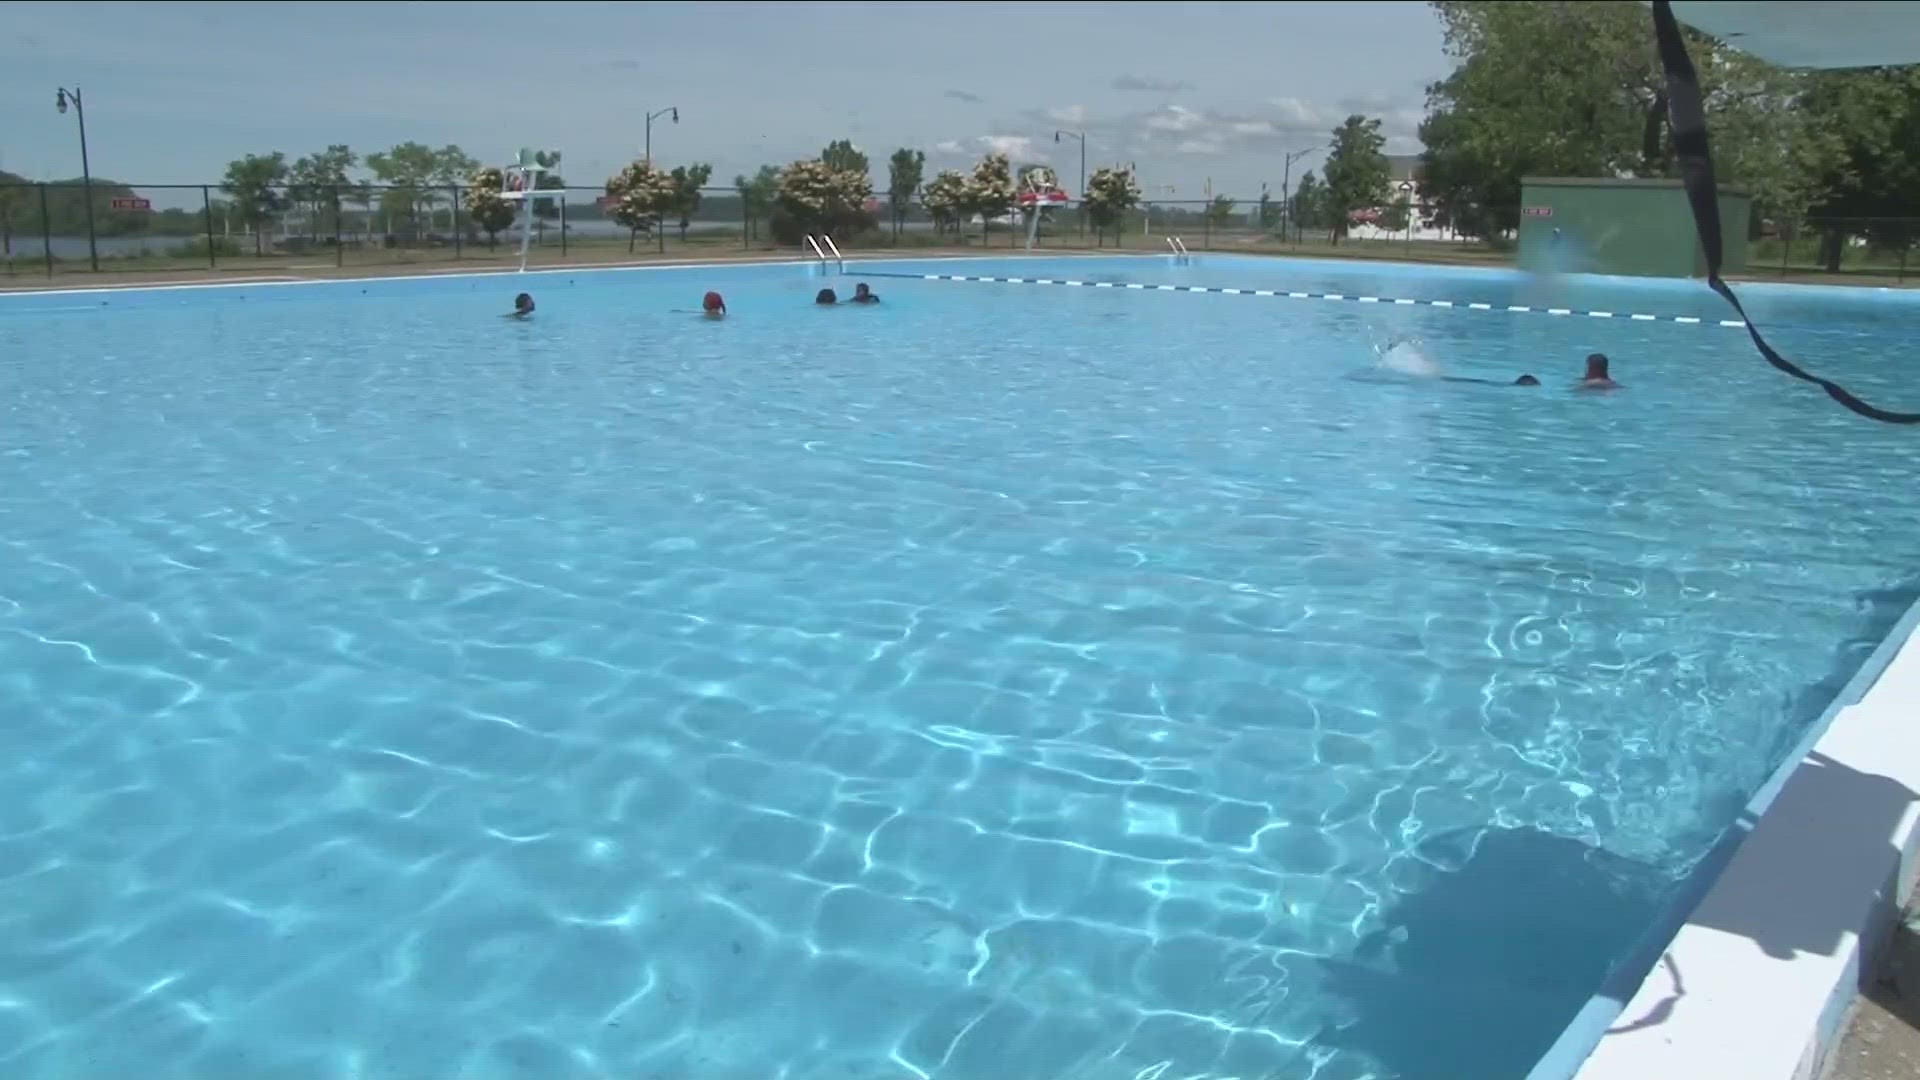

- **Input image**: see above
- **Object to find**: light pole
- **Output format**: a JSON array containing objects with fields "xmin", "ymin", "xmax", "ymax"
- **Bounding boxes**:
[
  {"xmin": 1053, "ymin": 130, "xmax": 1085, "ymax": 236},
  {"xmin": 55, "ymin": 86, "xmax": 98, "ymax": 272},
  {"xmin": 644, "ymin": 107, "xmax": 679, "ymax": 166},
  {"xmin": 1280, "ymin": 145, "xmax": 1319, "ymax": 240}
]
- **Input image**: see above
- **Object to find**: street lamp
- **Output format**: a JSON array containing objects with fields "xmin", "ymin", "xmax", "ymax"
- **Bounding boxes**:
[
  {"xmin": 1279, "ymin": 144, "xmax": 1322, "ymax": 239},
  {"xmin": 55, "ymin": 86, "xmax": 98, "ymax": 272},
  {"xmin": 644, "ymin": 107, "xmax": 679, "ymax": 166},
  {"xmin": 1053, "ymin": 130, "xmax": 1086, "ymax": 235}
]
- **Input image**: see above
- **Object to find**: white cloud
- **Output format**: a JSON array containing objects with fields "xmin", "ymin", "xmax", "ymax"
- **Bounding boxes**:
[
  {"xmin": 1014, "ymin": 93, "xmax": 1425, "ymax": 161},
  {"xmin": 934, "ymin": 139, "xmax": 966, "ymax": 154},
  {"xmin": 1044, "ymin": 105, "xmax": 1087, "ymax": 125},
  {"xmin": 1113, "ymin": 75, "xmax": 1195, "ymax": 93},
  {"xmin": 1174, "ymin": 139, "xmax": 1225, "ymax": 156},
  {"xmin": 931, "ymin": 135, "xmax": 1050, "ymax": 164}
]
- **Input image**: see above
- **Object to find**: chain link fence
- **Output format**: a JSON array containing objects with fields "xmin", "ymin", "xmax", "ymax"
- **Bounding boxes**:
[{"xmin": 3, "ymin": 181, "xmax": 1916, "ymax": 284}]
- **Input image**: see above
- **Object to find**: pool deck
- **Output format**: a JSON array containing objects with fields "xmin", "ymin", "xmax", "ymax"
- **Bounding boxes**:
[{"xmin": 1549, "ymin": 599, "xmax": 1920, "ymax": 1080}]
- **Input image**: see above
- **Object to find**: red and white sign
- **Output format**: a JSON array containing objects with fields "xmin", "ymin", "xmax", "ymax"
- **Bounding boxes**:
[
  {"xmin": 110, "ymin": 196, "xmax": 152, "ymax": 212},
  {"xmin": 1520, "ymin": 206, "xmax": 1553, "ymax": 218}
]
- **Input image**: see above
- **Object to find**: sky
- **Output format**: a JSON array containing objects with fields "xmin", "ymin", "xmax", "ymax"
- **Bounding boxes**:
[{"xmin": 1, "ymin": 1, "xmax": 1451, "ymax": 202}]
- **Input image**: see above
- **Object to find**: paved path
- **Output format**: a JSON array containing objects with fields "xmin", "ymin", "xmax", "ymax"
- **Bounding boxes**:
[{"xmin": 1832, "ymin": 913, "xmax": 1920, "ymax": 1079}]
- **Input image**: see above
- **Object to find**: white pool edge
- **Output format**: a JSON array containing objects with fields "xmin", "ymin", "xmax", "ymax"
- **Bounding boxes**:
[{"xmin": 1526, "ymin": 592, "xmax": 1920, "ymax": 1080}]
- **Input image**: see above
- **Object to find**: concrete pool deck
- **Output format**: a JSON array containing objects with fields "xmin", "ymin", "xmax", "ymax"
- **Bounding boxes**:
[{"xmin": 1536, "ymin": 598, "xmax": 1920, "ymax": 1080}]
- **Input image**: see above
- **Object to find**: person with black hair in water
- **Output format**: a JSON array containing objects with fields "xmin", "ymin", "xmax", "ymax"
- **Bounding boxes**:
[
  {"xmin": 850, "ymin": 282, "xmax": 879, "ymax": 304},
  {"xmin": 815, "ymin": 288, "xmax": 838, "ymax": 305},
  {"xmin": 1575, "ymin": 353, "xmax": 1620, "ymax": 391},
  {"xmin": 506, "ymin": 293, "xmax": 535, "ymax": 320}
]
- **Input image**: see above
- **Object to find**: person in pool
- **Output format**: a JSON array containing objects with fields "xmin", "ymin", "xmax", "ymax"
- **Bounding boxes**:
[
  {"xmin": 507, "ymin": 292, "xmax": 535, "ymax": 320},
  {"xmin": 849, "ymin": 283, "xmax": 879, "ymax": 304},
  {"xmin": 1575, "ymin": 353, "xmax": 1620, "ymax": 391},
  {"xmin": 815, "ymin": 288, "xmax": 838, "ymax": 305},
  {"xmin": 702, "ymin": 291, "xmax": 726, "ymax": 320},
  {"xmin": 1514, "ymin": 374, "xmax": 1540, "ymax": 386}
]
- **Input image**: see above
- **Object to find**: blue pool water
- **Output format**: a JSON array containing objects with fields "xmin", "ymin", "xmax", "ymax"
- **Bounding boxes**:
[{"xmin": 3, "ymin": 253, "xmax": 1918, "ymax": 1079}]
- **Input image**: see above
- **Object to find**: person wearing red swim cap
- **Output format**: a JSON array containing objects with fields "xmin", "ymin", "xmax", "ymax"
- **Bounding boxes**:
[{"xmin": 702, "ymin": 291, "xmax": 726, "ymax": 319}]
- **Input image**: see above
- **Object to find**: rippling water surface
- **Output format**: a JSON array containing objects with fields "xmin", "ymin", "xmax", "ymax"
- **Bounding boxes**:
[{"xmin": 2, "ymin": 255, "xmax": 1917, "ymax": 1079}]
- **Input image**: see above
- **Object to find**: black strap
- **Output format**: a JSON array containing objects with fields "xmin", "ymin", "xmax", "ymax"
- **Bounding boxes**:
[{"xmin": 1652, "ymin": 0, "xmax": 1920, "ymax": 423}]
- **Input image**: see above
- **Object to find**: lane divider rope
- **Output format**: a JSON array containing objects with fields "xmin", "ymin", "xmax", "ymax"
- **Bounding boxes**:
[{"xmin": 872, "ymin": 271, "xmax": 1745, "ymax": 328}]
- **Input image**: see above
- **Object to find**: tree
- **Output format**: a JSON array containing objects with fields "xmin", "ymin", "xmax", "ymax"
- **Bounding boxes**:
[
  {"xmin": 735, "ymin": 165, "xmax": 779, "ymax": 241},
  {"xmin": 1204, "ymin": 195, "xmax": 1238, "ymax": 232},
  {"xmin": 821, "ymin": 140, "xmax": 870, "ymax": 182},
  {"xmin": 366, "ymin": 142, "xmax": 440, "ymax": 238},
  {"xmin": 922, "ymin": 169, "xmax": 967, "ymax": 237},
  {"xmin": 1417, "ymin": 1, "xmax": 1808, "ymax": 242},
  {"xmin": 603, "ymin": 160, "xmax": 677, "ymax": 251},
  {"xmin": 1796, "ymin": 67, "xmax": 1920, "ymax": 270},
  {"xmin": 1081, "ymin": 165, "xmax": 1141, "ymax": 245},
  {"xmin": 1321, "ymin": 115, "xmax": 1391, "ymax": 243},
  {"xmin": 668, "ymin": 163, "xmax": 714, "ymax": 240},
  {"xmin": 887, "ymin": 148, "xmax": 925, "ymax": 237},
  {"xmin": 288, "ymin": 144, "xmax": 356, "ymax": 241},
  {"xmin": 961, "ymin": 152, "xmax": 1016, "ymax": 241},
  {"xmin": 526, "ymin": 150, "xmax": 565, "ymax": 232},
  {"xmin": 221, "ymin": 152, "xmax": 290, "ymax": 256},
  {"xmin": 773, "ymin": 158, "xmax": 873, "ymax": 244},
  {"xmin": 1291, "ymin": 171, "xmax": 1327, "ymax": 236},
  {"xmin": 0, "ymin": 171, "xmax": 24, "ymax": 263},
  {"xmin": 467, "ymin": 167, "xmax": 517, "ymax": 249}
]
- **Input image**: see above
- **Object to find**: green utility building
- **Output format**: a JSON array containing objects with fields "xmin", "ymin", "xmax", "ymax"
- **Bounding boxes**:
[{"xmin": 1517, "ymin": 177, "xmax": 1751, "ymax": 278}]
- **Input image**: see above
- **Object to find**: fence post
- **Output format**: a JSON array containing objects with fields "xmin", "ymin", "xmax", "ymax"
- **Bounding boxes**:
[
  {"xmin": 452, "ymin": 185, "xmax": 462, "ymax": 259},
  {"xmin": 202, "ymin": 185, "xmax": 217, "ymax": 269},
  {"xmin": 560, "ymin": 193, "xmax": 568, "ymax": 258},
  {"xmin": 657, "ymin": 213, "xmax": 665, "ymax": 255},
  {"xmin": 40, "ymin": 184, "xmax": 53, "ymax": 277},
  {"xmin": 333, "ymin": 185, "xmax": 344, "ymax": 268},
  {"xmin": 742, "ymin": 197, "xmax": 750, "ymax": 250}
]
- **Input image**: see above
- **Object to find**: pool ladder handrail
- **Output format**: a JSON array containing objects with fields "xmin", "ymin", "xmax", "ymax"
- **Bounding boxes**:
[
  {"xmin": 805, "ymin": 234, "xmax": 845, "ymax": 273},
  {"xmin": 1166, "ymin": 236, "xmax": 1191, "ymax": 264}
]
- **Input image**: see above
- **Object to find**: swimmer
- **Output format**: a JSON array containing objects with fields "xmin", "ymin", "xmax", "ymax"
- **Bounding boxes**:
[
  {"xmin": 815, "ymin": 288, "xmax": 838, "ymax": 305},
  {"xmin": 1575, "ymin": 353, "xmax": 1620, "ymax": 391},
  {"xmin": 1514, "ymin": 374, "xmax": 1540, "ymax": 386},
  {"xmin": 702, "ymin": 291, "xmax": 726, "ymax": 320},
  {"xmin": 506, "ymin": 292, "xmax": 534, "ymax": 320},
  {"xmin": 850, "ymin": 283, "xmax": 880, "ymax": 305}
]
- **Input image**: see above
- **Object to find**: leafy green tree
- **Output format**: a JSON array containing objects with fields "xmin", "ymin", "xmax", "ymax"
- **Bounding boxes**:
[
  {"xmin": 288, "ymin": 144, "xmax": 356, "ymax": 241},
  {"xmin": 366, "ymin": 142, "xmax": 440, "ymax": 237},
  {"xmin": 1417, "ymin": 1, "xmax": 1808, "ymax": 242},
  {"xmin": 888, "ymin": 148, "xmax": 925, "ymax": 237},
  {"xmin": 922, "ymin": 169, "xmax": 967, "ymax": 237},
  {"xmin": 221, "ymin": 152, "xmax": 290, "ymax": 255},
  {"xmin": 604, "ymin": 160, "xmax": 677, "ymax": 251},
  {"xmin": 668, "ymin": 163, "xmax": 714, "ymax": 240},
  {"xmin": 820, "ymin": 140, "xmax": 870, "ymax": 182},
  {"xmin": 467, "ymin": 167, "xmax": 517, "ymax": 249},
  {"xmin": 735, "ymin": 165, "xmax": 779, "ymax": 241},
  {"xmin": 1321, "ymin": 115, "xmax": 1391, "ymax": 244},
  {"xmin": 1081, "ymin": 165, "xmax": 1141, "ymax": 245},
  {"xmin": 1291, "ymin": 171, "xmax": 1327, "ymax": 236},
  {"xmin": 1204, "ymin": 195, "xmax": 1238, "ymax": 231},
  {"xmin": 1796, "ymin": 67, "xmax": 1920, "ymax": 269}
]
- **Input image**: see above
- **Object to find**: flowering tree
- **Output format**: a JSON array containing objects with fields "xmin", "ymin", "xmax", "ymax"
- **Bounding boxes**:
[
  {"xmin": 961, "ymin": 152, "xmax": 1016, "ymax": 241},
  {"xmin": 922, "ymin": 169, "xmax": 967, "ymax": 237},
  {"xmin": 1082, "ymin": 165, "xmax": 1141, "ymax": 246},
  {"xmin": 467, "ymin": 166, "xmax": 517, "ymax": 249},
  {"xmin": 773, "ymin": 158, "xmax": 873, "ymax": 243},
  {"xmin": 603, "ymin": 160, "xmax": 678, "ymax": 252}
]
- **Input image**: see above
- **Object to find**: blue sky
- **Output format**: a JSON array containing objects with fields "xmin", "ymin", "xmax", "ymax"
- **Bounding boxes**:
[{"xmin": 2, "ymin": 1, "xmax": 1449, "ymax": 200}]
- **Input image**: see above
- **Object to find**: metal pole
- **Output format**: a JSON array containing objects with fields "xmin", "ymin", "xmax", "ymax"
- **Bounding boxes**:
[
  {"xmin": 77, "ymin": 93, "xmax": 98, "ymax": 271},
  {"xmin": 560, "ymin": 193, "xmax": 568, "ymax": 258},
  {"xmin": 644, "ymin": 117, "xmax": 651, "ymax": 166},
  {"xmin": 39, "ymin": 183, "xmax": 53, "ymax": 277},
  {"xmin": 452, "ymin": 185, "xmax": 462, "ymax": 259},
  {"xmin": 334, "ymin": 184, "xmax": 344, "ymax": 268},
  {"xmin": 202, "ymin": 184, "xmax": 216, "ymax": 269}
]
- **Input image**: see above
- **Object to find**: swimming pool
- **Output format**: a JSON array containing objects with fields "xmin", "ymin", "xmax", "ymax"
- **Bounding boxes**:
[{"xmin": 2, "ymin": 253, "xmax": 1916, "ymax": 1079}]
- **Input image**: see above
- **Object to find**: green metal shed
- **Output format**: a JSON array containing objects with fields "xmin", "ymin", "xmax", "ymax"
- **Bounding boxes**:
[{"xmin": 1517, "ymin": 177, "xmax": 1751, "ymax": 278}]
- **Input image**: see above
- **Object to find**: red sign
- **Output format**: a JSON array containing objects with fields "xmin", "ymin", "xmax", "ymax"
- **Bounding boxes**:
[
  {"xmin": 1520, "ymin": 206, "xmax": 1553, "ymax": 218},
  {"xmin": 110, "ymin": 196, "xmax": 152, "ymax": 212}
]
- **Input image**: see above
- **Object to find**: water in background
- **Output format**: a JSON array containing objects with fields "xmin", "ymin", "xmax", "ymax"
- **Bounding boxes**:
[{"xmin": 2, "ymin": 254, "xmax": 1917, "ymax": 1080}]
